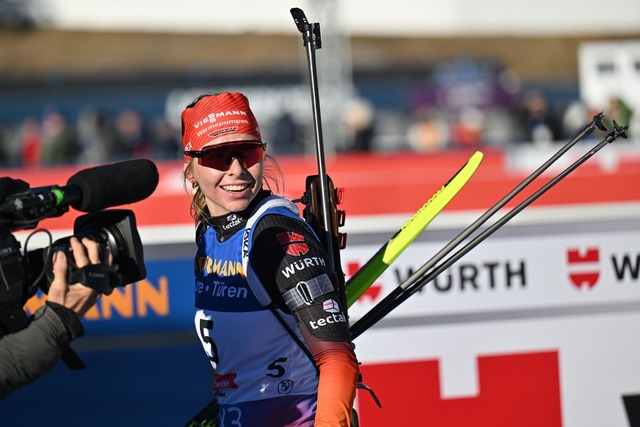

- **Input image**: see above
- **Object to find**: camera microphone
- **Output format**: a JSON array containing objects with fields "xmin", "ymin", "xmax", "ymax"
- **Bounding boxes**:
[
  {"xmin": 66, "ymin": 159, "xmax": 159, "ymax": 212},
  {"xmin": 0, "ymin": 159, "xmax": 159, "ymax": 227}
]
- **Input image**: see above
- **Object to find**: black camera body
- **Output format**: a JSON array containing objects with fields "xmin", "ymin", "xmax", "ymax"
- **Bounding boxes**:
[
  {"xmin": 0, "ymin": 228, "xmax": 31, "ymax": 333},
  {"xmin": 0, "ymin": 175, "xmax": 147, "ymax": 335},
  {"xmin": 0, "ymin": 161, "xmax": 157, "ymax": 371},
  {"xmin": 28, "ymin": 209, "xmax": 147, "ymax": 295},
  {"xmin": 0, "ymin": 209, "xmax": 146, "ymax": 334}
]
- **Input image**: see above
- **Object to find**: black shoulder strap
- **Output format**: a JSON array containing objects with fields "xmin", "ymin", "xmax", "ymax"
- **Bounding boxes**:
[{"xmin": 268, "ymin": 304, "xmax": 319, "ymax": 376}]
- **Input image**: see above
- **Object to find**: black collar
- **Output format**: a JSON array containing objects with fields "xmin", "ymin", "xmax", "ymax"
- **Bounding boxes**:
[{"xmin": 201, "ymin": 189, "xmax": 271, "ymax": 242}]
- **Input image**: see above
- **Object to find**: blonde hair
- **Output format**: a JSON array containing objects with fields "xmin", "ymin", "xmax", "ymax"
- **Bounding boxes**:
[{"xmin": 182, "ymin": 154, "xmax": 285, "ymax": 223}]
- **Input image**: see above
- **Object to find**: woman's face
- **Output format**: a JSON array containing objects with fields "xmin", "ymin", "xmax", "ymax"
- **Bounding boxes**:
[{"xmin": 186, "ymin": 134, "xmax": 264, "ymax": 217}]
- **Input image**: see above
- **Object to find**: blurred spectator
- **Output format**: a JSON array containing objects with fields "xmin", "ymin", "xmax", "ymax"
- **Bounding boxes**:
[
  {"xmin": 40, "ymin": 106, "xmax": 80, "ymax": 166},
  {"xmin": 450, "ymin": 106, "xmax": 485, "ymax": 149},
  {"xmin": 605, "ymin": 96, "xmax": 634, "ymax": 139},
  {"xmin": 516, "ymin": 89, "xmax": 561, "ymax": 144},
  {"xmin": 407, "ymin": 107, "xmax": 448, "ymax": 152},
  {"xmin": 342, "ymin": 98, "xmax": 375, "ymax": 152},
  {"xmin": 75, "ymin": 106, "xmax": 121, "ymax": 164},
  {"xmin": 114, "ymin": 108, "xmax": 152, "ymax": 159},
  {"xmin": 606, "ymin": 96, "xmax": 632, "ymax": 125},
  {"xmin": 561, "ymin": 100, "xmax": 605, "ymax": 141},
  {"xmin": 271, "ymin": 112, "xmax": 304, "ymax": 155},
  {"xmin": 479, "ymin": 108, "xmax": 520, "ymax": 147},
  {"xmin": 3, "ymin": 124, "xmax": 22, "ymax": 167},
  {"xmin": 0, "ymin": 123, "xmax": 11, "ymax": 165},
  {"xmin": 150, "ymin": 116, "xmax": 181, "ymax": 160},
  {"xmin": 561, "ymin": 100, "xmax": 589, "ymax": 140},
  {"xmin": 18, "ymin": 117, "xmax": 41, "ymax": 166}
]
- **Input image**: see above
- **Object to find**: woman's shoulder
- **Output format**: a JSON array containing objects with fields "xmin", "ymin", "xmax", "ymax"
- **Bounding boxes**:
[{"xmin": 251, "ymin": 194, "xmax": 300, "ymax": 220}]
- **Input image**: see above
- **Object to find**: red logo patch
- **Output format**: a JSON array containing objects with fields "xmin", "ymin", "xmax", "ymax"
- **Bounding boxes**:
[
  {"xmin": 567, "ymin": 247, "xmax": 600, "ymax": 289},
  {"xmin": 277, "ymin": 232, "xmax": 309, "ymax": 256},
  {"xmin": 213, "ymin": 373, "xmax": 239, "ymax": 391}
]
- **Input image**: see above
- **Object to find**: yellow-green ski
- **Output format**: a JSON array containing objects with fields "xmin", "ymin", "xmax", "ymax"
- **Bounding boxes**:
[{"xmin": 346, "ymin": 151, "xmax": 484, "ymax": 307}]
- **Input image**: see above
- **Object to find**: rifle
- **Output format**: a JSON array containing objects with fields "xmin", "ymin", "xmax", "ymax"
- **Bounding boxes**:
[{"xmin": 290, "ymin": 7, "xmax": 348, "ymax": 309}]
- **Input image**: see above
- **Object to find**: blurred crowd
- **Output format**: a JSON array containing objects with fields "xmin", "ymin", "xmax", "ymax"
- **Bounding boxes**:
[
  {"xmin": 337, "ymin": 57, "xmax": 638, "ymax": 153},
  {"xmin": 340, "ymin": 92, "xmax": 637, "ymax": 154},
  {"xmin": 0, "ymin": 88, "xmax": 636, "ymax": 169},
  {"xmin": 0, "ymin": 105, "xmax": 182, "ymax": 168}
]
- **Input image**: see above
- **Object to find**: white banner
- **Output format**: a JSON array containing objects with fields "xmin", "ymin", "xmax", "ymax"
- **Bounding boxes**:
[{"xmin": 347, "ymin": 226, "xmax": 640, "ymax": 320}]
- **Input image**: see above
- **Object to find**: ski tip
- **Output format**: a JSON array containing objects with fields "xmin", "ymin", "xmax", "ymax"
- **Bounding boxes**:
[{"xmin": 467, "ymin": 151, "xmax": 484, "ymax": 168}]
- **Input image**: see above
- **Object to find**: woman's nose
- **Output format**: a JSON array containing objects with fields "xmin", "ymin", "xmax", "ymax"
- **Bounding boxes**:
[{"xmin": 227, "ymin": 156, "xmax": 246, "ymax": 173}]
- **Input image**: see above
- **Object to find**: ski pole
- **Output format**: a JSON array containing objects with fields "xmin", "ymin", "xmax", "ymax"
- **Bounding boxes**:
[
  {"xmin": 351, "ymin": 112, "xmax": 604, "ymax": 325},
  {"xmin": 351, "ymin": 116, "xmax": 623, "ymax": 339},
  {"xmin": 291, "ymin": 7, "xmax": 337, "ymax": 276},
  {"xmin": 383, "ymin": 121, "xmax": 629, "ymax": 310}
]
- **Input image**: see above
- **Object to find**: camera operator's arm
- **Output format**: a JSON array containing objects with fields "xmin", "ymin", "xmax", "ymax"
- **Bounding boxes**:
[{"xmin": 0, "ymin": 238, "xmax": 108, "ymax": 399}]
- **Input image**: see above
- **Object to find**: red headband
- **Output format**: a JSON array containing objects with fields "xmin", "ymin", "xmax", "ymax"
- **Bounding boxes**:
[{"xmin": 181, "ymin": 92, "xmax": 261, "ymax": 163}]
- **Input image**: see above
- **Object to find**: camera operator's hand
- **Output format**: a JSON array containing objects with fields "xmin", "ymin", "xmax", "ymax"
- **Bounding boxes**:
[{"xmin": 47, "ymin": 237, "xmax": 112, "ymax": 317}]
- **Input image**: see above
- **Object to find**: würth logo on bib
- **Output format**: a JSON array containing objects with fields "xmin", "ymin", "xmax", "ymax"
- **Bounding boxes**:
[
  {"xmin": 567, "ymin": 247, "xmax": 600, "ymax": 289},
  {"xmin": 277, "ymin": 232, "xmax": 309, "ymax": 256}
]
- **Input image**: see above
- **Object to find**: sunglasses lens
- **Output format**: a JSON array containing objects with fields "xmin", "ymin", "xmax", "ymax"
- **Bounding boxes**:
[{"xmin": 199, "ymin": 142, "xmax": 265, "ymax": 170}]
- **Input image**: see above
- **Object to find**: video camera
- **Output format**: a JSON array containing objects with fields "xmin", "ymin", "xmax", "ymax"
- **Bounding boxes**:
[{"xmin": 0, "ymin": 159, "xmax": 159, "ymax": 335}]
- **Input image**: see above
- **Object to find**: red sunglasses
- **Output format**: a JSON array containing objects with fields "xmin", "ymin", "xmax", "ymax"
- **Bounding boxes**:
[{"xmin": 185, "ymin": 141, "xmax": 267, "ymax": 171}]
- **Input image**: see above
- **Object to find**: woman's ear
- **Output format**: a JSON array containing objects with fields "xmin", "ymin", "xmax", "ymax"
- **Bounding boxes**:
[{"xmin": 184, "ymin": 161, "xmax": 194, "ymax": 181}]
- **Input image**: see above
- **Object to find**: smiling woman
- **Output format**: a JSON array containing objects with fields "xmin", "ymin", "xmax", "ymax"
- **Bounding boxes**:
[
  {"xmin": 182, "ymin": 93, "xmax": 267, "ymax": 217},
  {"xmin": 179, "ymin": 91, "xmax": 360, "ymax": 427}
]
